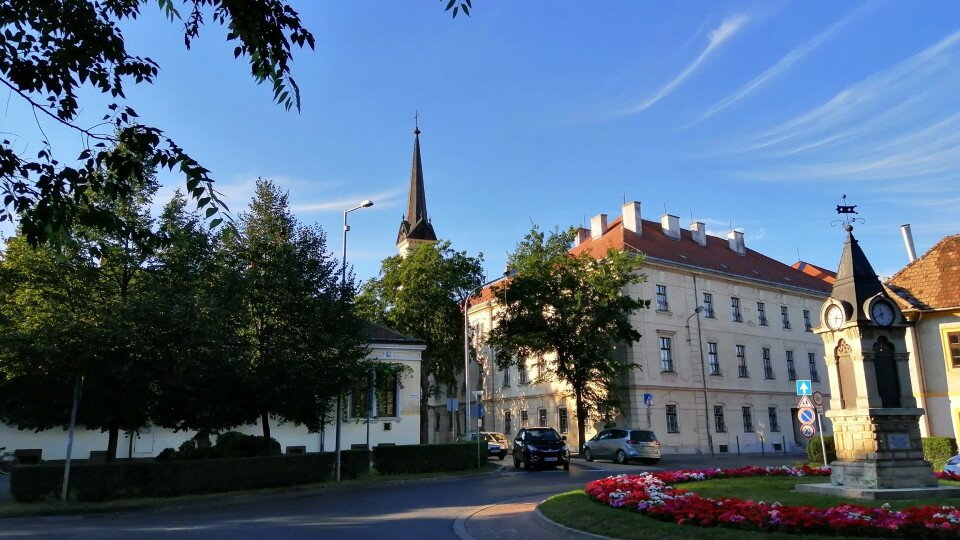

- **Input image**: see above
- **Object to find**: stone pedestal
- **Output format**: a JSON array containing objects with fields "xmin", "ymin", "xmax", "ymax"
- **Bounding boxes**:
[{"xmin": 795, "ymin": 407, "xmax": 960, "ymax": 500}]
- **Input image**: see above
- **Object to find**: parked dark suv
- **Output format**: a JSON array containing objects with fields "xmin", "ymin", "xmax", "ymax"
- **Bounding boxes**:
[{"xmin": 513, "ymin": 427, "xmax": 570, "ymax": 471}]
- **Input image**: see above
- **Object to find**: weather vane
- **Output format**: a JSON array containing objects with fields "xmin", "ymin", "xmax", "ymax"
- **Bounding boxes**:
[{"xmin": 831, "ymin": 194, "xmax": 865, "ymax": 231}]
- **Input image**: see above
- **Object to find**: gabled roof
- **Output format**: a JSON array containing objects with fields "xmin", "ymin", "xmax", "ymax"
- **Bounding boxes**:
[
  {"xmin": 571, "ymin": 217, "xmax": 831, "ymax": 295},
  {"xmin": 362, "ymin": 320, "xmax": 426, "ymax": 347},
  {"xmin": 885, "ymin": 234, "xmax": 960, "ymax": 312},
  {"xmin": 792, "ymin": 261, "xmax": 836, "ymax": 285}
]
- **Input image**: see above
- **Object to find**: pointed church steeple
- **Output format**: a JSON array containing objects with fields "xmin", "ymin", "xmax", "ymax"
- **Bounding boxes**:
[{"xmin": 396, "ymin": 123, "xmax": 437, "ymax": 255}]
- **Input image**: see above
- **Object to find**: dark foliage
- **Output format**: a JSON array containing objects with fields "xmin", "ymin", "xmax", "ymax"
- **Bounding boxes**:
[{"xmin": 372, "ymin": 442, "xmax": 479, "ymax": 475}]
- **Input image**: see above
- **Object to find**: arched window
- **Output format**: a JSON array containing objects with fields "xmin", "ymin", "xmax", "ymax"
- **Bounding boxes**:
[{"xmin": 873, "ymin": 336, "xmax": 901, "ymax": 407}]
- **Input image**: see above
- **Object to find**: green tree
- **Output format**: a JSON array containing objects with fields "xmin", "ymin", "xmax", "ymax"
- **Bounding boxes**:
[
  {"xmin": 0, "ymin": 146, "xmax": 161, "ymax": 460},
  {"xmin": 0, "ymin": 0, "xmax": 316, "ymax": 243},
  {"xmin": 487, "ymin": 226, "xmax": 648, "ymax": 453},
  {"xmin": 224, "ymin": 179, "xmax": 368, "ymax": 442},
  {"xmin": 357, "ymin": 241, "xmax": 484, "ymax": 443},
  {"xmin": 145, "ymin": 192, "xmax": 251, "ymax": 434}
]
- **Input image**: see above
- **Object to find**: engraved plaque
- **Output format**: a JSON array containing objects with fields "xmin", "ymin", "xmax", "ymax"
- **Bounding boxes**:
[{"xmin": 888, "ymin": 433, "xmax": 911, "ymax": 450}]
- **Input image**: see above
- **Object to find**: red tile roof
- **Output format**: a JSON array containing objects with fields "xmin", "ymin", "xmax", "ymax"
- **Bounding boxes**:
[
  {"xmin": 570, "ymin": 217, "xmax": 831, "ymax": 295},
  {"xmin": 885, "ymin": 234, "xmax": 960, "ymax": 312},
  {"xmin": 791, "ymin": 261, "xmax": 837, "ymax": 285}
]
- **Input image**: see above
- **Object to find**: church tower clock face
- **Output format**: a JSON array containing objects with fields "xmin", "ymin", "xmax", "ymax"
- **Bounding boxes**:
[
  {"xmin": 870, "ymin": 301, "xmax": 895, "ymax": 326},
  {"xmin": 825, "ymin": 304, "xmax": 845, "ymax": 329}
]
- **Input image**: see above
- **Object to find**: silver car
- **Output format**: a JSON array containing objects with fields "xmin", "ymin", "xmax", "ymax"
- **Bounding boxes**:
[
  {"xmin": 945, "ymin": 455, "xmax": 960, "ymax": 475},
  {"xmin": 583, "ymin": 428, "xmax": 661, "ymax": 464}
]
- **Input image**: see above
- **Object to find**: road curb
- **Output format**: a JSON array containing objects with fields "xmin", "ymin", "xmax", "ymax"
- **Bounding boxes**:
[{"xmin": 534, "ymin": 503, "xmax": 612, "ymax": 539}]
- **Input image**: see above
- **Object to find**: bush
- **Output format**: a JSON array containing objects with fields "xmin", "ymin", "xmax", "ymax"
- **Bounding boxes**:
[
  {"xmin": 806, "ymin": 435, "xmax": 836, "ymax": 465},
  {"xmin": 373, "ymin": 442, "xmax": 479, "ymax": 475},
  {"xmin": 922, "ymin": 436, "xmax": 958, "ymax": 471},
  {"xmin": 10, "ymin": 450, "xmax": 369, "ymax": 502},
  {"xmin": 156, "ymin": 431, "xmax": 280, "ymax": 461}
]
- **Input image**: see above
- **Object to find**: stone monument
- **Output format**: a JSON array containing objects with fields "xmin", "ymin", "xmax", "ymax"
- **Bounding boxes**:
[{"xmin": 797, "ymin": 222, "xmax": 960, "ymax": 500}]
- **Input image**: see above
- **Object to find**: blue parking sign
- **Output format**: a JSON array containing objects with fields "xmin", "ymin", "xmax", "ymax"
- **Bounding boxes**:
[{"xmin": 796, "ymin": 380, "xmax": 812, "ymax": 396}]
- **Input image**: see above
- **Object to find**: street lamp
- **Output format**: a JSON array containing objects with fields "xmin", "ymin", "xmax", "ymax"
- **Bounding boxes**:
[
  {"xmin": 335, "ymin": 199, "xmax": 374, "ymax": 482},
  {"xmin": 474, "ymin": 390, "xmax": 483, "ymax": 467},
  {"xmin": 462, "ymin": 268, "xmax": 512, "ymax": 444}
]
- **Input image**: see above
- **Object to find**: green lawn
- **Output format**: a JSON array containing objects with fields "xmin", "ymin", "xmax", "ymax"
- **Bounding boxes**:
[
  {"xmin": 681, "ymin": 476, "xmax": 960, "ymax": 510},
  {"xmin": 540, "ymin": 476, "xmax": 960, "ymax": 540}
]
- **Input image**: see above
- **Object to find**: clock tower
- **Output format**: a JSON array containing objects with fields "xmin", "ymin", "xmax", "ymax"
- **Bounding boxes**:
[{"xmin": 798, "ymin": 223, "xmax": 957, "ymax": 498}]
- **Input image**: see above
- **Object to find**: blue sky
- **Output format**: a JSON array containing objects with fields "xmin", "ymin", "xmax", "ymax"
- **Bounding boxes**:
[{"xmin": 4, "ymin": 1, "xmax": 960, "ymax": 284}]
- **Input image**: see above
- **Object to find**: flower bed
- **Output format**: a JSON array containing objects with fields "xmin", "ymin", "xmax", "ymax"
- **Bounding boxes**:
[{"xmin": 584, "ymin": 466, "xmax": 960, "ymax": 538}]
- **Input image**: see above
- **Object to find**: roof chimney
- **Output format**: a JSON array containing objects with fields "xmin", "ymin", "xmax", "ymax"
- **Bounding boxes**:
[
  {"xmin": 590, "ymin": 214, "xmax": 608, "ymax": 239},
  {"xmin": 660, "ymin": 214, "xmax": 681, "ymax": 240},
  {"xmin": 574, "ymin": 227, "xmax": 590, "ymax": 247},
  {"xmin": 900, "ymin": 224, "xmax": 917, "ymax": 263},
  {"xmin": 622, "ymin": 202, "xmax": 641, "ymax": 236},
  {"xmin": 727, "ymin": 230, "xmax": 745, "ymax": 256},
  {"xmin": 690, "ymin": 221, "xmax": 707, "ymax": 246}
]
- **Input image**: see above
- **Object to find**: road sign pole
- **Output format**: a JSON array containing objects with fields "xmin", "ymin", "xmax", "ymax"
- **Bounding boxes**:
[{"xmin": 816, "ymin": 412, "xmax": 828, "ymax": 467}]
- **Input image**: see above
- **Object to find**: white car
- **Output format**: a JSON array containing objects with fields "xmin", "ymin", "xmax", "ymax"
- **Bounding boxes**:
[{"xmin": 944, "ymin": 455, "xmax": 960, "ymax": 475}]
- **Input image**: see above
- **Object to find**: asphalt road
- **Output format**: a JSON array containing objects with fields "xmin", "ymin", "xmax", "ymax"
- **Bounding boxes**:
[{"xmin": 0, "ymin": 453, "xmax": 805, "ymax": 539}]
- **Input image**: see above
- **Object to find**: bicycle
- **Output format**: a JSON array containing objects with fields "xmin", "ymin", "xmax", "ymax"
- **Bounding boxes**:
[{"xmin": 0, "ymin": 447, "xmax": 18, "ymax": 475}]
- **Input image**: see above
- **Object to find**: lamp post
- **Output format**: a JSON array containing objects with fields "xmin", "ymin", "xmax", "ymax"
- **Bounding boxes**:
[
  {"xmin": 474, "ymin": 390, "xmax": 483, "ymax": 467},
  {"xmin": 686, "ymin": 304, "xmax": 714, "ymax": 457},
  {"xmin": 462, "ymin": 269, "xmax": 512, "ymax": 443},
  {"xmin": 335, "ymin": 199, "xmax": 373, "ymax": 482}
]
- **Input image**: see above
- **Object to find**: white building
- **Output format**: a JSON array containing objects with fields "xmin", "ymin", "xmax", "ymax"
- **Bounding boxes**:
[
  {"xmin": 0, "ymin": 321, "xmax": 425, "ymax": 460},
  {"xmin": 451, "ymin": 202, "xmax": 833, "ymax": 455}
]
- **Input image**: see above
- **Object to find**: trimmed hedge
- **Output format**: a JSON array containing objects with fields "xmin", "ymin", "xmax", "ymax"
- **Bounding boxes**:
[
  {"xmin": 922, "ymin": 436, "xmax": 958, "ymax": 471},
  {"xmin": 10, "ymin": 450, "xmax": 368, "ymax": 502},
  {"xmin": 807, "ymin": 434, "xmax": 959, "ymax": 470},
  {"xmin": 806, "ymin": 435, "xmax": 836, "ymax": 465},
  {"xmin": 373, "ymin": 442, "xmax": 479, "ymax": 475}
]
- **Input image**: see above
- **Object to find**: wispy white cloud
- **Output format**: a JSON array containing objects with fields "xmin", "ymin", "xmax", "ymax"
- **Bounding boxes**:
[
  {"xmin": 619, "ymin": 14, "xmax": 749, "ymax": 117},
  {"xmin": 698, "ymin": 6, "xmax": 869, "ymax": 123},
  {"xmin": 292, "ymin": 187, "xmax": 404, "ymax": 213},
  {"xmin": 752, "ymin": 27, "xmax": 960, "ymax": 147}
]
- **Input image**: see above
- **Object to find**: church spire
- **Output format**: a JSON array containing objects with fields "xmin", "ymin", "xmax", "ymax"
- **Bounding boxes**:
[
  {"xmin": 396, "ymin": 120, "xmax": 437, "ymax": 254},
  {"xmin": 831, "ymin": 224, "xmax": 886, "ymax": 323}
]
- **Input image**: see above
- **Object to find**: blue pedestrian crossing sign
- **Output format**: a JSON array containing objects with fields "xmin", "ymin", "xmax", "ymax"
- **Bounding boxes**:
[
  {"xmin": 643, "ymin": 393, "xmax": 654, "ymax": 408},
  {"xmin": 796, "ymin": 380, "xmax": 813, "ymax": 396}
]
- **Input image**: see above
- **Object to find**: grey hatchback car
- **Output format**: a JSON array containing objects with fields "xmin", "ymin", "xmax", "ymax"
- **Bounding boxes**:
[{"xmin": 583, "ymin": 428, "xmax": 661, "ymax": 464}]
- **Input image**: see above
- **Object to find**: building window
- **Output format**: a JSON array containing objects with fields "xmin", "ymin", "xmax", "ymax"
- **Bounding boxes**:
[
  {"xmin": 350, "ymin": 372, "xmax": 399, "ymax": 418},
  {"xmin": 521, "ymin": 409, "xmax": 529, "ymax": 427},
  {"xmin": 660, "ymin": 336, "xmax": 674, "ymax": 372},
  {"xmin": 518, "ymin": 360, "xmax": 529, "ymax": 385},
  {"xmin": 757, "ymin": 302, "xmax": 767, "ymax": 326},
  {"xmin": 781, "ymin": 306, "xmax": 791, "ymax": 330},
  {"xmin": 714, "ymin": 405, "xmax": 727, "ymax": 433},
  {"xmin": 803, "ymin": 309, "xmax": 812, "ymax": 332},
  {"xmin": 708, "ymin": 342, "xmax": 720, "ymax": 375},
  {"xmin": 786, "ymin": 350, "xmax": 797, "ymax": 381},
  {"xmin": 538, "ymin": 408, "xmax": 547, "ymax": 427},
  {"xmin": 656, "ymin": 284, "xmax": 669, "ymax": 311},
  {"xmin": 808, "ymin": 352, "xmax": 820, "ymax": 382},
  {"xmin": 742, "ymin": 406, "xmax": 754, "ymax": 432},
  {"xmin": 949, "ymin": 332, "xmax": 960, "ymax": 368},
  {"xmin": 502, "ymin": 366, "xmax": 511, "ymax": 387},
  {"xmin": 703, "ymin": 293, "xmax": 715, "ymax": 318},
  {"xmin": 665, "ymin": 404, "xmax": 680, "ymax": 433},
  {"xmin": 737, "ymin": 345, "xmax": 748, "ymax": 378},
  {"xmin": 768, "ymin": 406, "xmax": 780, "ymax": 432},
  {"xmin": 448, "ymin": 411, "xmax": 454, "ymax": 432},
  {"xmin": 762, "ymin": 347, "xmax": 774, "ymax": 379},
  {"xmin": 731, "ymin": 297, "xmax": 743, "ymax": 322},
  {"xmin": 537, "ymin": 356, "xmax": 547, "ymax": 379},
  {"xmin": 558, "ymin": 407, "xmax": 568, "ymax": 433},
  {"xmin": 504, "ymin": 411, "xmax": 512, "ymax": 434},
  {"xmin": 435, "ymin": 411, "xmax": 440, "ymax": 432}
]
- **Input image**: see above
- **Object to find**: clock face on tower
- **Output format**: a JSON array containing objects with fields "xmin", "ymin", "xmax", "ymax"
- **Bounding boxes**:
[
  {"xmin": 825, "ymin": 304, "xmax": 845, "ymax": 329},
  {"xmin": 871, "ymin": 300, "xmax": 895, "ymax": 326}
]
